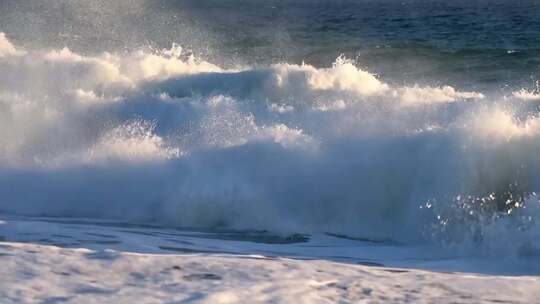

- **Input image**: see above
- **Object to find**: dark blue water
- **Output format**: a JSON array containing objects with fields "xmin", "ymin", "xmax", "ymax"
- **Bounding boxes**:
[{"xmin": 1, "ymin": 0, "xmax": 539, "ymax": 88}]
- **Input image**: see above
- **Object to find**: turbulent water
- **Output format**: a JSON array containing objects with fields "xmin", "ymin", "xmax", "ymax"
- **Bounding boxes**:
[{"xmin": 1, "ymin": 0, "xmax": 540, "ymax": 257}]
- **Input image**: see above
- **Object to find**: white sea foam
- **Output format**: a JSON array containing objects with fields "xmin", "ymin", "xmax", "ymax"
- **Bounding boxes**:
[
  {"xmin": 513, "ymin": 89, "xmax": 540, "ymax": 101},
  {"xmin": 398, "ymin": 85, "xmax": 484, "ymax": 106},
  {"xmin": 273, "ymin": 56, "xmax": 389, "ymax": 97},
  {"xmin": 0, "ymin": 33, "xmax": 22, "ymax": 57},
  {"xmin": 0, "ymin": 34, "xmax": 538, "ymax": 254}
]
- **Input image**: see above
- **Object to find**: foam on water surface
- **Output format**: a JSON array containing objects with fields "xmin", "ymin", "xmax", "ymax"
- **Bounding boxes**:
[
  {"xmin": 1, "ymin": 2, "xmax": 540, "ymax": 300},
  {"xmin": 0, "ymin": 34, "xmax": 539, "ymax": 258},
  {"xmin": 1, "ymin": 216, "xmax": 539, "ymax": 276}
]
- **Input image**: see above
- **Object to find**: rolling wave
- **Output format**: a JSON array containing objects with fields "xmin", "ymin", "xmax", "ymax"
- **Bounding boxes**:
[{"xmin": 0, "ymin": 33, "xmax": 539, "ymax": 255}]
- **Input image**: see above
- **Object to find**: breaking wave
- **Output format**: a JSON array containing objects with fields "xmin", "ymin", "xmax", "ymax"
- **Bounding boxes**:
[{"xmin": 1, "ymin": 33, "xmax": 540, "ymax": 256}]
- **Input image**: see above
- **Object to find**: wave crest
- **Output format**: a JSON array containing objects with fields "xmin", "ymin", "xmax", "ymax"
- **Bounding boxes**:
[{"xmin": 0, "ymin": 33, "xmax": 539, "ymax": 255}]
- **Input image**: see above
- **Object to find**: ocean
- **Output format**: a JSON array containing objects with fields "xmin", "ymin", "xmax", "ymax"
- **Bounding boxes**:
[{"xmin": 0, "ymin": 0, "xmax": 540, "ymax": 259}]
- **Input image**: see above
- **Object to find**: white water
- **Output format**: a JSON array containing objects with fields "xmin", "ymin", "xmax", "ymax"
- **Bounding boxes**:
[{"xmin": 1, "ymin": 33, "xmax": 540, "ymax": 256}]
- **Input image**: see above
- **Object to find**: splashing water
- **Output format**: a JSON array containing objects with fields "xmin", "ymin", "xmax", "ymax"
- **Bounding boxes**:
[{"xmin": 0, "ymin": 32, "xmax": 540, "ymax": 257}]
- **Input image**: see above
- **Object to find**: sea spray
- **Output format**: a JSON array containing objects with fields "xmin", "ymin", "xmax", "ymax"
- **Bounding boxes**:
[{"xmin": 0, "ymin": 34, "xmax": 539, "ymax": 255}]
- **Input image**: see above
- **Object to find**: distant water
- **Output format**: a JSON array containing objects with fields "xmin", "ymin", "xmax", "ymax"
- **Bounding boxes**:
[
  {"xmin": 0, "ymin": 0, "xmax": 540, "ymax": 258},
  {"xmin": 2, "ymin": 0, "xmax": 540, "ymax": 88}
]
